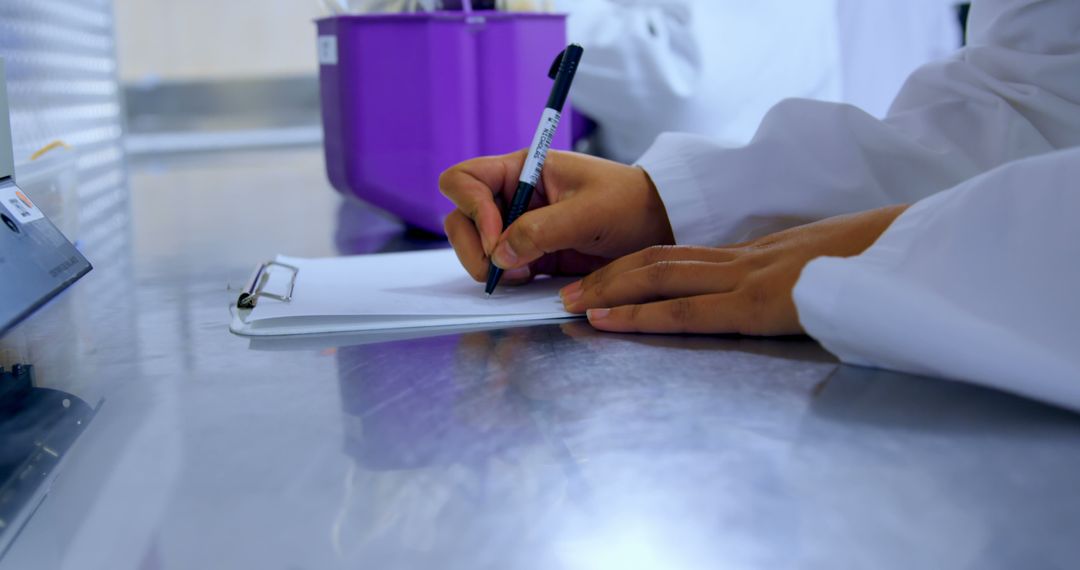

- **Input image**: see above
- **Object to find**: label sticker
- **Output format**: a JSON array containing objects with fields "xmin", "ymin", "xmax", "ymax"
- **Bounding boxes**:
[
  {"xmin": 318, "ymin": 35, "xmax": 338, "ymax": 65},
  {"xmin": 519, "ymin": 108, "xmax": 561, "ymax": 187},
  {"xmin": 0, "ymin": 186, "xmax": 44, "ymax": 224}
]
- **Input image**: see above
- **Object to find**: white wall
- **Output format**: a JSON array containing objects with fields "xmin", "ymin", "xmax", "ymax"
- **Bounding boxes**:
[{"xmin": 114, "ymin": 0, "xmax": 324, "ymax": 82}]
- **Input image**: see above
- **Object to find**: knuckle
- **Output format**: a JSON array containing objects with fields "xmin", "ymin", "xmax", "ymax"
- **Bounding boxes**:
[
  {"xmin": 444, "ymin": 213, "xmax": 466, "ymax": 241},
  {"xmin": 641, "ymin": 245, "xmax": 673, "ymax": 265},
  {"xmin": 437, "ymin": 168, "xmax": 458, "ymax": 196},
  {"xmin": 746, "ymin": 283, "xmax": 770, "ymax": 309},
  {"xmin": 525, "ymin": 218, "xmax": 545, "ymax": 243},
  {"xmin": 515, "ymin": 218, "xmax": 546, "ymax": 253},
  {"xmin": 580, "ymin": 271, "xmax": 598, "ymax": 290},
  {"xmin": 590, "ymin": 276, "xmax": 607, "ymax": 300},
  {"xmin": 582, "ymin": 268, "xmax": 607, "ymax": 296},
  {"xmin": 739, "ymin": 250, "xmax": 769, "ymax": 270},
  {"xmin": 736, "ymin": 285, "xmax": 770, "ymax": 334},
  {"xmin": 726, "ymin": 254, "xmax": 752, "ymax": 272},
  {"xmin": 645, "ymin": 260, "xmax": 675, "ymax": 288},
  {"xmin": 727, "ymin": 255, "xmax": 763, "ymax": 279},
  {"xmin": 668, "ymin": 297, "xmax": 692, "ymax": 324}
]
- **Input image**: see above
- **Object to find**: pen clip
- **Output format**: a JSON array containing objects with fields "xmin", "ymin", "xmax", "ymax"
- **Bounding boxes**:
[{"xmin": 548, "ymin": 48, "xmax": 566, "ymax": 80}]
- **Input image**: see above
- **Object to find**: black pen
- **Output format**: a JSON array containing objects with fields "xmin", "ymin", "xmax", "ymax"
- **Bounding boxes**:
[{"xmin": 485, "ymin": 44, "xmax": 584, "ymax": 296}]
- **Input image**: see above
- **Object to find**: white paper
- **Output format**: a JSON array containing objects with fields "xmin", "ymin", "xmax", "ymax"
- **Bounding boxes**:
[{"xmin": 237, "ymin": 249, "xmax": 577, "ymax": 336}]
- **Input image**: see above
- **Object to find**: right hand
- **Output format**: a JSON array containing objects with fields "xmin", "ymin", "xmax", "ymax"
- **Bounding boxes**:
[{"xmin": 439, "ymin": 149, "xmax": 676, "ymax": 284}]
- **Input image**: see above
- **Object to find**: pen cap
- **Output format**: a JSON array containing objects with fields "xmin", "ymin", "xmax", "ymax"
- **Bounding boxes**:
[{"xmin": 544, "ymin": 43, "xmax": 583, "ymax": 112}]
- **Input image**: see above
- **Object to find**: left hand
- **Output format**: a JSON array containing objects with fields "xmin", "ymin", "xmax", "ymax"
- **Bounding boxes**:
[{"xmin": 559, "ymin": 205, "xmax": 909, "ymax": 335}]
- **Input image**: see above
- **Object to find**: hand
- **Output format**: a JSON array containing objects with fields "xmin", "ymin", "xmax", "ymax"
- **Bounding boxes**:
[
  {"xmin": 439, "ymin": 149, "xmax": 675, "ymax": 284},
  {"xmin": 559, "ymin": 205, "xmax": 910, "ymax": 335}
]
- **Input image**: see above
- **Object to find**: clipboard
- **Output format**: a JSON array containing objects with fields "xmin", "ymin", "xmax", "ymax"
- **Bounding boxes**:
[
  {"xmin": 228, "ymin": 249, "xmax": 579, "ymax": 338},
  {"xmin": 237, "ymin": 260, "xmax": 299, "ymax": 310}
]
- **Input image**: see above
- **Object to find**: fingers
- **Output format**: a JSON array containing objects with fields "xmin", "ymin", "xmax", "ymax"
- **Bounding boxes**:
[
  {"xmin": 558, "ymin": 245, "xmax": 738, "ymax": 310},
  {"xmin": 558, "ymin": 245, "xmax": 756, "ymax": 334},
  {"xmin": 585, "ymin": 294, "xmax": 747, "ymax": 334},
  {"xmin": 445, "ymin": 210, "xmax": 532, "ymax": 284},
  {"xmin": 562, "ymin": 260, "xmax": 740, "ymax": 313},
  {"xmin": 439, "ymin": 151, "xmax": 525, "ymax": 255},
  {"xmin": 583, "ymin": 245, "xmax": 735, "ymax": 290},
  {"xmin": 444, "ymin": 210, "xmax": 492, "ymax": 282},
  {"xmin": 490, "ymin": 197, "xmax": 609, "ymax": 270}
]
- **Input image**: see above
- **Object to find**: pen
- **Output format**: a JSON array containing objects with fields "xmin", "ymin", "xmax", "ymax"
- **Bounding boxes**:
[{"xmin": 485, "ymin": 43, "xmax": 584, "ymax": 295}]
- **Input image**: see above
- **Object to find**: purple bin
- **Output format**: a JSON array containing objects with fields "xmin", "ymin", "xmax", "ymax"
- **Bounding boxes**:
[{"xmin": 316, "ymin": 11, "xmax": 570, "ymax": 235}]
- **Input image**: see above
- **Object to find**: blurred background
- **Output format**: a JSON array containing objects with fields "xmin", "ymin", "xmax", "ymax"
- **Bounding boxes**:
[
  {"xmin": 0, "ymin": 0, "xmax": 334, "ymax": 271},
  {"xmin": 116, "ymin": 1, "xmax": 326, "ymax": 153}
]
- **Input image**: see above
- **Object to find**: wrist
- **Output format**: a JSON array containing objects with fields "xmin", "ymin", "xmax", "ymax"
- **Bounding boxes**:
[{"xmin": 637, "ymin": 166, "xmax": 676, "ymax": 247}]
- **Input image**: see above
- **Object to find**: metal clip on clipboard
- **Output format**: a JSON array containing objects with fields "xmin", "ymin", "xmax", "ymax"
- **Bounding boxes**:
[{"xmin": 237, "ymin": 260, "xmax": 300, "ymax": 309}]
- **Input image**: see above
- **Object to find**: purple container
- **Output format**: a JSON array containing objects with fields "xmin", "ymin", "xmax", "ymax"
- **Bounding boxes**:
[{"xmin": 317, "ymin": 12, "xmax": 570, "ymax": 235}]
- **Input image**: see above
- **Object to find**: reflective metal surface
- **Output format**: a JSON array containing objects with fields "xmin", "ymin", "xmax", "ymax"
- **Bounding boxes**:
[{"xmin": 1, "ymin": 147, "xmax": 1078, "ymax": 569}]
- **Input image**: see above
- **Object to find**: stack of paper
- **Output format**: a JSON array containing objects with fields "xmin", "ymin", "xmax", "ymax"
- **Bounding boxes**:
[{"xmin": 229, "ymin": 248, "xmax": 577, "ymax": 337}]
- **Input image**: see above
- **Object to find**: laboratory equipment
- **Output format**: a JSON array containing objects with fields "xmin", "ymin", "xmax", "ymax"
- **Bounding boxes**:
[
  {"xmin": 316, "ymin": 5, "xmax": 569, "ymax": 234},
  {"xmin": 0, "ymin": 59, "xmax": 92, "ymax": 335}
]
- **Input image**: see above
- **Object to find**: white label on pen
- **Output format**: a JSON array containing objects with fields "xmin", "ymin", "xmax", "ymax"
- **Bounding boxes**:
[
  {"xmin": 0, "ymin": 186, "xmax": 44, "ymax": 224},
  {"xmin": 519, "ymin": 108, "xmax": 561, "ymax": 186},
  {"xmin": 318, "ymin": 35, "xmax": 338, "ymax": 65}
]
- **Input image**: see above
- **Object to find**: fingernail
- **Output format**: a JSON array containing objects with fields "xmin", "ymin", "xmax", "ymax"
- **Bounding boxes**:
[
  {"xmin": 505, "ymin": 267, "xmax": 531, "ymax": 280},
  {"xmin": 492, "ymin": 242, "xmax": 518, "ymax": 269},
  {"xmin": 587, "ymin": 308, "xmax": 611, "ymax": 321}
]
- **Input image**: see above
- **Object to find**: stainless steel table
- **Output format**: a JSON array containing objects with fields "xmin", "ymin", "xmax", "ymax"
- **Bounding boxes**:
[{"xmin": 2, "ymin": 147, "xmax": 1078, "ymax": 570}]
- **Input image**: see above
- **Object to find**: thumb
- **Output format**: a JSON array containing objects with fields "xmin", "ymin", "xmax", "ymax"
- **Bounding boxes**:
[{"xmin": 490, "ymin": 198, "xmax": 598, "ymax": 270}]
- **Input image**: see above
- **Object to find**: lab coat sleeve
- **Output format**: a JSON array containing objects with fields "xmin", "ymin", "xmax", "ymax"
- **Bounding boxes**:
[
  {"xmin": 637, "ymin": 0, "xmax": 1080, "ymax": 247},
  {"xmin": 550, "ymin": 0, "xmax": 702, "ymax": 128},
  {"xmin": 793, "ymin": 148, "xmax": 1080, "ymax": 413}
]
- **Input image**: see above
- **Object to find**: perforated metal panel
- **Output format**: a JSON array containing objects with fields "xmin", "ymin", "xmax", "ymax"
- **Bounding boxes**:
[
  {"xmin": 0, "ymin": 61, "xmax": 12, "ymax": 181},
  {"xmin": 0, "ymin": 0, "xmax": 129, "ymax": 264},
  {"xmin": 0, "ymin": 1, "xmax": 135, "ymax": 382}
]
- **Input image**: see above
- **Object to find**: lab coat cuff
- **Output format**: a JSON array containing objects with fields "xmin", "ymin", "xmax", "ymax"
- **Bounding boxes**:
[
  {"xmin": 792, "ymin": 257, "xmax": 875, "ymax": 368},
  {"xmin": 635, "ymin": 133, "xmax": 720, "ymax": 246}
]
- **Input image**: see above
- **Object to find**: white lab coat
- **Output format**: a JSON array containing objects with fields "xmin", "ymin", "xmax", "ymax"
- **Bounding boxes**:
[
  {"xmin": 836, "ymin": 0, "xmax": 961, "ymax": 117},
  {"xmin": 553, "ymin": 0, "xmax": 843, "ymax": 163},
  {"xmin": 636, "ymin": 0, "xmax": 1080, "ymax": 410},
  {"xmin": 554, "ymin": 0, "xmax": 960, "ymax": 163},
  {"xmin": 795, "ymin": 148, "xmax": 1080, "ymax": 412}
]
